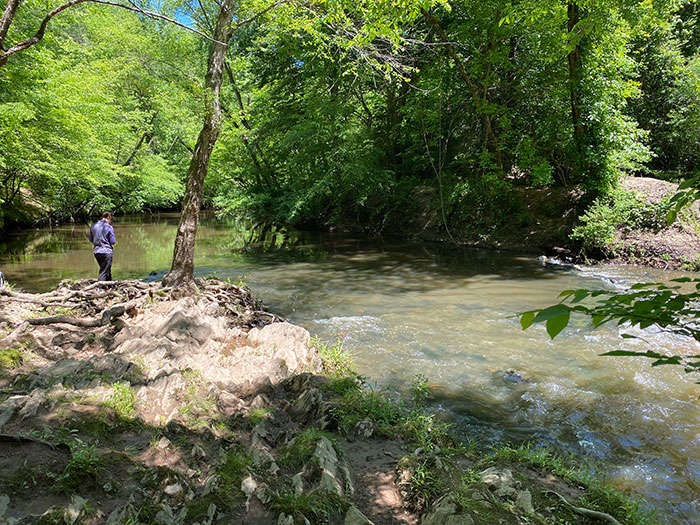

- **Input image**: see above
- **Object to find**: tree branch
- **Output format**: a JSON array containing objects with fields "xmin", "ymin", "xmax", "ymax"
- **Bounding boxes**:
[
  {"xmin": 232, "ymin": 0, "xmax": 288, "ymax": 30},
  {"xmin": 0, "ymin": 0, "xmax": 227, "ymax": 67},
  {"xmin": 0, "ymin": 0, "xmax": 21, "ymax": 49}
]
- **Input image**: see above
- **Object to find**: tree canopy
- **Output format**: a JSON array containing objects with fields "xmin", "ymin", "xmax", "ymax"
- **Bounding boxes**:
[{"xmin": 1, "ymin": 0, "xmax": 698, "ymax": 239}]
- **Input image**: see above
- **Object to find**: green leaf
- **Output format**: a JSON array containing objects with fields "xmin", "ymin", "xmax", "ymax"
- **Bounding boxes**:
[
  {"xmin": 571, "ymin": 290, "xmax": 589, "ymax": 303},
  {"xmin": 532, "ymin": 304, "xmax": 570, "ymax": 324},
  {"xmin": 602, "ymin": 350, "xmax": 663, "ymax": 358},
  {"xmin": 630, "ymin": 283, "xmax": 656, "ymax": 290},
  {"xmin": 520, "ymin": 311, "xmax": 535, "ymax": 330},
  {"xmin": 665, "ymin": 209, "xmax": 677, "ymax": 225},
  {"xmin": 592, "ymin": 315, "xmax": 607, "ymax": 327},
  {"xmin": 546, "ymin": 311, "xmax": 570, "ymax": 339}
]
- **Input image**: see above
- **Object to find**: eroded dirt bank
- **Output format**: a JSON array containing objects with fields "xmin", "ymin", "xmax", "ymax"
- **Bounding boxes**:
[
  {"xmin": 412, "ymin": 176, "xmax": 700, "ymax": 270},
  {"xmin": 0, "ymin": 280, "xmax": 649, "ymax": 524}
]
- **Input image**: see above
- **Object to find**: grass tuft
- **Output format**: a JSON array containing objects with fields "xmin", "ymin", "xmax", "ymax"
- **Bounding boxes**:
[
  {"xmin": 278, "ymin": 428, "xmax": 339, "ymax": 469},
  {"xmin": 271, "ymin": 488, "xmax": 348, "ymax": 523},
  {"xmin": 0, "ymin": 346, "xmax": 23, "ymax": 369},
  {"xmin": 51, "ymin": 440, "xmax": 104, "ymax": 494},
  {"xmin": 104, "ymin": 382, "xmax": 137, "ymax": 419}
]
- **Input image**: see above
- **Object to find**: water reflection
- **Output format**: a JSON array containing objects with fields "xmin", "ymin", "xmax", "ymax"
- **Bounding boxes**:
[{"xmin": 1, "ymin": 215, "xmax": 698, "ymax": 523}]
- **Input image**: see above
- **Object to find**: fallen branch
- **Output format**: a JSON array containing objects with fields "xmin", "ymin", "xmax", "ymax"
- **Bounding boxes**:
[{"xmin": 545, "ymin": 490, "xmax": 622, "ymax": 525}]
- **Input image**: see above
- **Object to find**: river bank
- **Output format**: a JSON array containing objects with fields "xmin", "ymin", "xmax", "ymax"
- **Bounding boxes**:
[
  {"xmin": 409, "ymin": 176, "xmax": 700, "ymax": 271},
  {"xmin": 0, "ymin": 279, "xmax": 653, "ymax": 524}
]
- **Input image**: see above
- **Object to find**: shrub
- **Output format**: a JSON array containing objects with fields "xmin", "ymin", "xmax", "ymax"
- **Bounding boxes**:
[{"xmin": 571, "ymin": 188, "xmax": 673, "ymax": 254}]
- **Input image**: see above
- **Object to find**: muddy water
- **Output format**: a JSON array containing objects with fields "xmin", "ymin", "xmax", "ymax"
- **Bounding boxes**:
[{"xmin": 1, "ymin": 214, "xmax": 698, "ymax": 522}]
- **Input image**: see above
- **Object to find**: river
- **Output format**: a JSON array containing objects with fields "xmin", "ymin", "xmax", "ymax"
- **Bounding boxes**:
[{"xmin": 1, "ymin": 214, "xmax": 698, "ymax": 523}]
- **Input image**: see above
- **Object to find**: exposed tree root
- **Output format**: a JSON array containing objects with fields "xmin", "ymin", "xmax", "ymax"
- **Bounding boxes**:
[
  {"xmin": 545, "ymin": 490, "xmax": 622, "ymax": 525},
  {"xmin": 27, "ymin": 299, "xmax": 139, "ymax": 327},
  {"xmin": 0, "ymin": 433, "xmax": 70, "ymax": 451}
]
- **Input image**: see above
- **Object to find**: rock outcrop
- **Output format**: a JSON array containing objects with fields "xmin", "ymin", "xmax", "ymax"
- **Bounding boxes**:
[{"xmin": 0, "ymin": 279, "xmax": 402, "ymax": 524}]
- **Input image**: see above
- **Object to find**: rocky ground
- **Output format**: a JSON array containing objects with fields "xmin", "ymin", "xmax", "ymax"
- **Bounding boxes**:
[{"xmin": 0, "ymin": 279, "xmax": 650, "ymax": 524}]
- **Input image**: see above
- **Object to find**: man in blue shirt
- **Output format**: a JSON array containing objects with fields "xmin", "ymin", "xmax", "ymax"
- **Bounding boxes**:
[{"xmin": 89, "ymin": 212, "xmax": 116, "ymax": 281}]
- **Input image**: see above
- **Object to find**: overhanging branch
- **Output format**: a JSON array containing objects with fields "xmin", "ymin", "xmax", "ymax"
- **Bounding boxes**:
[{"xmin": 0, "ymin": 0, "xmax": 226, "ymax": 67}]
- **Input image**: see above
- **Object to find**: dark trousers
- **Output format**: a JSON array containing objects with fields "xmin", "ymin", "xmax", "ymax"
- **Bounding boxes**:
[{"xmin": 94, "ymin": 252, "xmax": 113, "ymax": 281}]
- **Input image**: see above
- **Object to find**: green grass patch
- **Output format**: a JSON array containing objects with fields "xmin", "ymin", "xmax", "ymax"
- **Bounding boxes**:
[
  {"xmin": 572, "ymin": 188, "xmax": 673, "ymax": 255},
  {"xmin": 490, "ymin": 444, "xmax": 656, "ymax": 525},
  {"xmin": 311, "ymin": 337, "xmax": 651, "ymax": 524},
  {"xmin": 0, "ymin": 346, "xmax": 23, "ymax": 369},
  {"xmin": 248, "ymin": 407, "xmax": 272, "ymax": 427},
  {"xmin": 271, "ymin": 488, "xmax": 349, "ymax": 523},
  {"xmin": 104, "ymin": 381, "xmax": 138, "ymax": 419},
  {"xmin": 278, "ymin": 428, "xmax": 339, "ymax": 469},
  {"xmin": 313, "ymin": 337, "xmax": 356, "ymax": 377},
  {"xmin": 51, "ymin": 440, "xmax": 105, "ymax": 494},
  {"xmin": 214, "ymin": 446, "xmax": 252, "ymax": 508},
  {"xmin": 181, "ymin": 368, "xmax": 217, "ymax": 429},
  {"xmin": 185, "ymin": 494, "xmax": 219, "ymax": 522}
]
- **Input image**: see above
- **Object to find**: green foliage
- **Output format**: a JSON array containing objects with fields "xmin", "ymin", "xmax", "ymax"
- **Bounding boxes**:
[
  {"xmin": 0, "ymin": 4, "xmax": 198, "ymax": 227},
  {"xmin": 313, "ymin": 338, "xmax": 356, "ymax": 378},
  {"xmin": 248, "ymin": 407, "xmax": 272, "ymax": 427},
  {"xmin": 0, "ymin": 347, "xmax": 23, "ymax": 369},
  {"xmin": 271, "ymin": 488, "xmax": 349, "ymax": 524},
  {"xmin": 571, "ymin": 188, "xmax": 673, "ymax": 254},
  {"xmin": 51, "ymin": 440, "xmax": 105, "ymax": 493},
  {"xmin": 320, "ymin": 353, "xmax": 453, "ymax": 450},
  {"xmin": 521, "ymin": 278, "xmax": 700, "ymax": 381},
  {"xmin": 215, "ymin": 446, "xmax": 252, "ymax": 506},
  {"xmin": 181, "ymin": 368, "xmax": 217, "ymax": 428},
  {"xmin": 2, "ymin": 0, "xmax": 698, "ymax": 239},
  {"xmin": 410, "ymin": 373, "xmax": 429, "ymax": 408},
  {"xmin": 278, "ymin": 428, "xmax": 339, "ymax": 469},
  {"xmin": 104, "ymin": 381, "xmax": 137, "ymax": 419},
  {"xmin": 491, "ymin": 445, "xmax": 655, "ymax": 524}
]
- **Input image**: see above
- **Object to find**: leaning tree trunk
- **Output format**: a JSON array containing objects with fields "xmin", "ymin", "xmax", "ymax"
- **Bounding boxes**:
[
  {"xmin": 567, "ymin": 1, "xmax": 587, "ymax": 180},
  {"xmin": 162, "ymin": 0, "xmax": 235, "ymax": 287}
]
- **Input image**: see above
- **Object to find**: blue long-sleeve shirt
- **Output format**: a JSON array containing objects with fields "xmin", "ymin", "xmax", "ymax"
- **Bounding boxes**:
[{"xmin": 89, "ymin": 219, "xmax": 116, "ymax": 254}]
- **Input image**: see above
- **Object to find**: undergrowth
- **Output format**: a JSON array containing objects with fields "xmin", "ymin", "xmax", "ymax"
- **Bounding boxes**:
[
  {"xmin": 0, "ymin": 346, "xmax": 23, "ymax": 369},
  {"xmin": 572, "ymin": 188, "xmax": 673, "ymax": 255},
  {"xmin": 271, "ymin": 488, "xmax": 349, "ymax": 523}
]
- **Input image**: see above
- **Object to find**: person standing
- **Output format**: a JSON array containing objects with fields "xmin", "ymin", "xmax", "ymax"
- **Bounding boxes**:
[{"xmin": 89, "ymin": 212, "xmax": 116, "ymax": 281}]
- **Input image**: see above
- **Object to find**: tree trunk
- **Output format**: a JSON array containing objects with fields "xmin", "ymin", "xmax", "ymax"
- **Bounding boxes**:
[
  {"xmin": 162, "ymin": 0, "xmax": 235, "ymax": 287},
  {"xmin": 567, "ymin": 1, "xmax": 587, "ymax": 179},
  {"xmin": 0, "ymin": 0, "xmax": 21, "ymax": 49},
  {"xmin": 421, "ymin": 8, "xmax": 502, "ymax": 170}
]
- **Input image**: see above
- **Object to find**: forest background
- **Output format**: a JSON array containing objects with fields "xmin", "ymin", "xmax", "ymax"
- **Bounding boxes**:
[{"xmin": 1, "ymin": 0, "xmax": 699, "ymax": 258}]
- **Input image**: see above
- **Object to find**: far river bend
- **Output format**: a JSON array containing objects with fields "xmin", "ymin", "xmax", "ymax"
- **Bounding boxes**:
[{"xmin": 0, "ymin": 214, "xmax": 698, "ymax": 523}]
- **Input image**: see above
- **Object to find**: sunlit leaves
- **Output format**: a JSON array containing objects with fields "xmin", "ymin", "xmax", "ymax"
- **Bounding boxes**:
[
  {"xmin": 0, "ymin": 4, "xmax": 201, "ymax": 220},
  {"xmin": 521, "ymin": 278, "xmax": 700, "ymax": 381}
]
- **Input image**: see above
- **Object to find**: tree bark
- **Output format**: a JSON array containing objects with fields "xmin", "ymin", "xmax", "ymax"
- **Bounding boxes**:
[
  {"xmin": 162, "ymin": 0, "xmax": 235, "ymax": 286},
  {"xmin": 0, "ymin": 0, "xmax": 21, "ymax": 49},
  {"xmin": 567, "ymin": 1, "xmax": 587, "ymax": 179}
]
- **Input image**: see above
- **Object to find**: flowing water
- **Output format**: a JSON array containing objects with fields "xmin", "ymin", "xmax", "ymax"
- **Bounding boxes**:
[{"xmin": 1, "ymin": 214, "xmax": 698, "ymax": 523}]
